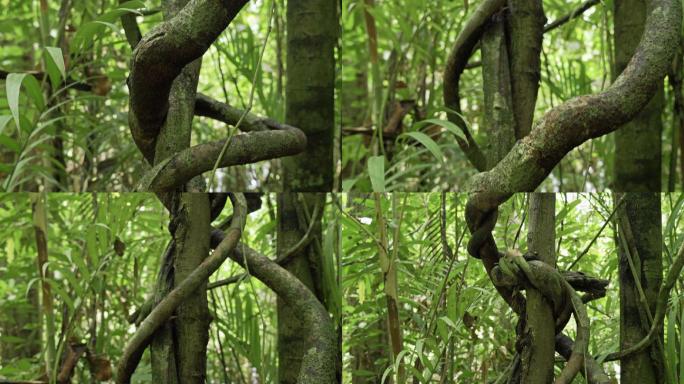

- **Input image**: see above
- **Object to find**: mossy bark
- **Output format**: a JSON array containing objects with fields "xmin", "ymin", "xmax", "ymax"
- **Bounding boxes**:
[
  {"xmin": 521, "ymin": 193, "xmax": 556, "ymax": 384},
  {"xmin": 467, "ymin": 0, "xmax": 681, "ymax": 194},
  {"xmin": 147, "ymin": 1, "xmax": 210, "ymax": 382},
  {"xmin": 283, "ymin": 0, "xmax": 337, "ymax": 191},
  {"xmin": 616, "ymin": 193, "xmax": 663, "ymax": 384},
  {"xmin": 505, "ymin": 0, "xmax": 545, "ymax": 139},
  {"xmin": 613, "ymin": 0, "xmax": 664, "ymax": 191},
  {"xmin": 170, "ymin": 194, "xmax": 211, "ymax": 383},
  {"xmin": 481, "ymin": 13, "xmax": 516, "ymax": 169}
]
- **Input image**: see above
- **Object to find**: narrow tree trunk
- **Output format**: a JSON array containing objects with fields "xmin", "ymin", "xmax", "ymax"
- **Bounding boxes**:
[
  {"xmin": 613, "ymin": 0, "xmax": 664, "ymax": 191},
  {"xmin": 374, "ymin": 193, "xmax": 403, "ymax": 383},
  {"xmin": 171, "ymin": 194, "xmax": 211, "ymax": 383},
  {"xmin": 31, "ymin": 193, "xmax": 55, "ymax": 378},
  {"xmin": 147, "ymin": 1, "xmax": 207, "ymax": 381},
  {"xmin": 521, "ymin": 193, "xmax": 556, "ymax": 384},
  {"xmin": 277, "ymin": 0, "xmax": 337, "ymax": 381},
  {"xmin": 276, "ymin": 193, "xmax": 326, "ymax": 383},
  {"xmin": 481, "ymin": 13, "xmax": 516, "ymax": 169},
  {"xmin": 616, "ymin": 193, "xmax": 663, "ymax": 383},
  {"xmin": 283, "ymin": 0, "xmax": 336, "ymax": 191},
  {"xmin": 505, "ymin": 0, "xmax": 545, "ymax": 139}
]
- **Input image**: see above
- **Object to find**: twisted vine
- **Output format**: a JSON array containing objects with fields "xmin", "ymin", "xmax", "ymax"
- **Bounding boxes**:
[
  {"xmin": 123, "ymin": 0, "xmax": 307, "ymax": 192},
  {"xmin": 116, "ymin": 193, "xmax": 248, "ymax": 383},
  {"xmin": 458, "ymin": 1, "xmax": 681, "ymax": 381}
]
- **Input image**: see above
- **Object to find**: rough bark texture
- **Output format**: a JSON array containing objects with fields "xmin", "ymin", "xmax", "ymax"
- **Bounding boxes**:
[
  {"xmin": 136, "ymin": 129, "xmax": 307, "ymax": 192},
  {"xmin": 276, "ymin": 193, "xmax": 325, "ymax": 384},
  {"xmin": 222, "ymin": 241, "xmax": 337, "ymax": 384},
  {"xmin": 616, "ymin": 193, "xmax": 663, "ymax": 383},
  {"xmin": 283, "ymin": 0, "xmax": 336, "ymax": 191},
  {"xmin": 443, "ymin": 0, "xmax": 506, "ymax": 171},
  {"xmin": 117, "ymin": 195, "xmax": 246, "ymax": 384},
  {"xmin": 467, "ymin": 0, "xmax": 681, "ymax": 193},
  {"xmin": 521, "ymin": 193, "xmax": 555, "ymax": 384},
  {"xmin": 171, "ymin": 194, "xmax": 211, "ymax": 383},
  {"xmin": 614, "ymin": 0, "xmax": 664, "ymax": 191},
  {"xmin": 506, "ymin": 0, "xmax": 545, "ymax": 138},
  {"xmin": 481, "ymin": 14, "xmax": 516, "ymax": 169},
  {"xmin": 127, "ymin": 0, "xmax": 248, "ymax": 164}
]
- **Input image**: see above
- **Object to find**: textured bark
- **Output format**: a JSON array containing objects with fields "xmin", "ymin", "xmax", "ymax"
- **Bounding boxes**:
[
  {"xmin": 443, "ymin": 0, "xmax": 506, "ymax": 171},
  {"xmin": 283, "ymin": 0, "xmax": 337, "ymax": 191},
  {"xmin": 616, "ymin": 193, "xmax": 663, "ymax": 384},
  {"xmin": 127, "ymin": 0, "xmax": 248, "ymax": 163},
  {"xmin": 136, "ymin": 129, "xmax": 307, "ymax": 192},
  {"xmin": 467, "ymin": 0, "xmax": 681, "ymax": 193},
  {"xmin": 31, "ymin": 193, "xmax": 55, "ymax": 376},
  {"xmin": 217, "ymin": 240, "xmax": 337, "ymax": 384},
  {"xmin": 171, "ymin": 194, "xmax": 211, "ymax": 383},
  {"xmin": 521, "ymin": 193, "xmax": 555, "ymax": 384},
  {"xmin": 506, "ymin": 0, "xmax": 545, "ymax": 138},
  {"xmin": 481, "ymin": 15, "xmax": 516, "ymax": 169},
  {"xmin": 613, "ymin": 0, "xmax": 664, "ymax": 191},
  {"xmin": 117, "ymin": 194, "xmax": 246, "ymax": 384},
  {"xmin": 276, "ymin": 193, "xmax": 326, "ymax": 384}
]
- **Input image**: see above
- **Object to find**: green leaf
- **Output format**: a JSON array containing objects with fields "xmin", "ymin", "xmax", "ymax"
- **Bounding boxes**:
[
  {"xmin": 367, "ymin": 155, "xmax": 385, "ymax": 192},
  {"xmin": 400, "ymin": 131, "xmax": 444, "ymax": 163},
  {"xmin": 0, "ymin": 116, "xmax": 11, "ymax": 135},
  {"xmin": 22, "ymin": 75, "xmax": 45, "ymax": 110},
  {"xmin": 415, "ymin": 118, "xmax": 467, "ymax": 141},
  {"xmin": 6, "ymin": 73, "xmax": 26, "ymax": 129},
  {"xmin": 45, "ymin": 47, "xmax": 66, "ymax": 81}
]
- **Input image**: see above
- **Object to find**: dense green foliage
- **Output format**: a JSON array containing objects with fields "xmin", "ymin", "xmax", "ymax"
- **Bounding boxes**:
[
  {"xmin": 341, "ymin": 193, "xmax": 684, "ymax": 382},
  {"xmin": 0, "ymin": 193, "xmax": 340, "ymax": 383},
  {"xmin": 340, "ymin": 0, "xmax": 683, "ymax": 192},
  {"xmin": 0, "ymin": 0, "xmax": 310, "ymax": 191}
]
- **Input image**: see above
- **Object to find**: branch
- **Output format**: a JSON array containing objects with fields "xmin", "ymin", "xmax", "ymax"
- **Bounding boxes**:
[
  {"xmin": 443, "ymin": 0, "xmax": 504, "ymax": 171},
  {"xmin": 208, "ymin": 198, "xmax": 324, "ymax": 290},
  {"xmin": 135, "ymin": 128, "xmax": 306, "ymax": 192},
  {"xmin": 208, "ymin": 232, "xmax": 337, "ymax": 383},
  {"xmin": 195, "ymin": 93, "xmax": 281, "ymax": 132},
  {"xmin": 116, "ymin": 194, "xmax": 248, "ymax": 384},
  {"xmin": 463, "ymin": 0, "xmax": 602, "ymax": 70},
  {"xmin": 555, "ymin": 334, "xmax": 611, "ymax": 384},
  {"xmin": 128, "ymin": 0, "xmax": 249, "ymax": 163},
  {"xmin": 544, "ymin": 0, "xmax": 600, "ymax": 33},
  {"xmin": 467, "ymin": 0, "xmax": 681, "ymax": 194}
]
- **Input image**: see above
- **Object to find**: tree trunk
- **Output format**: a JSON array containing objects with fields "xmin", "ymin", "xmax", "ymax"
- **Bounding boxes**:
[
  {"xmin": 147, "ymin": 0, "xmax": 208, "ymax": 381},
  {"xmin": 283, "ymin": 0, "xmax": 336, "ymax": 191},
  {"xmin": 521, "ymin": 193, "xmax": 556, "ymax": 384},
  {"xmin": 277, "ymin": 0, "xmax": 337, "ymax": 382},
  {"xmin": 481, "ymin": 13, "xmax": 516, "ymax": 169},
  {"xmin": 613, "ymin": 0, "xmax": 664, "ymax": 191},
  {"xmin": 31, "ymin": 193, "xmax": 55, "ymax": 378},
  {"xmin": 616, "ymin": 193, "xmax": 663, "ymax": 383},
  {"xmin": 276, "ymin": 193, "xmax": 326, "ymax": 383}
]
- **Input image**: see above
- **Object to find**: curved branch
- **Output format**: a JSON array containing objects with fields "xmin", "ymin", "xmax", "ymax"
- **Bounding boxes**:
[
  {"xmin": 209, "ymin": 231, "xmax": 337, "ymax": 384},
  {"xmin": 544, "ymin": 0, "xmax": 600, "ymax": 33},
  {"xmin": 443, "ymin": 0, "xmax": 506, "ymax": 171},
  {"xmin": 195, "ymin": 93, "xmax": 284, "ymax": 132},
  {"xmin": 468, "ymin": 0, "xmax": 681, "ymax": 193},
  {"xmin": 463, "ymin": 0, "xmax": 603, "ymax": 70},
  {"xmin": 116, "ymin": 194, "xmax": 248, "ymax": 384},
  {"xmin": 136, "ymin": 128, "xmax": 307, "ymax": 192},
  {"xmin": 128, "ymin": 0, "xmax": 249, "ymax": 163},
  {"xmin": 208, "ymin": 198, "xmax": 324, "ymax": 290},
  {"xmin": 556, "ymin": 334, "xmax": 611, "ymax": 384}
]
